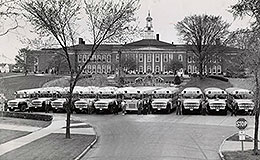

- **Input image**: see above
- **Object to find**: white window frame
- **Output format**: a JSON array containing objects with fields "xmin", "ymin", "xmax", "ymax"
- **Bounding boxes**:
[
  {"xmin": 139, "ymin": 54, "xmax": 143, "ymax": 62},
  {"xmin": 102, "ymin": 55, "xmax": 106, "ymax": 62},
  {"xmin": 107, "ymin": 65, "xmax": 111, "ymax": 73},
  {"xmin": 139, "ymin": 66, "xmax": 143, "ymax": 72},
  {"xmin": 92, "ymin": 65, "xmax": 96, "ymax": 73},
  {"xmin": 188, "ymin": 65, "xmax": 192, "ymax": 73},
  {"xmin": 78, "ymin": 55, "xmax": 82, "ymax": 63},
  {"xmin": 178, "ymin": 54, "xmax": 183, "ymax": 62},
  {"xmin": 147, "ymin": 65, "xmax": 151, "ymax": 72},
  {"xmin": 155, "ymin": 54, "xmax": 160, "ymax": 62},
  {"xmin": 188, "ymin": 56, "xmax": 192, "ymax": 63},
  {"xmin": 217, "ymin": 65, "xmax": 221, "ymax": 73},
  {"xmin": 97, "ymin": 55, "xmax": 101, "ymax": 62},
  {"xmin": 107, "ymin": 54, "xmax": 111, "ymax": 63},
  {"xmin": 164, "ymin": 54, "xmax": 168, "ymax": 62},
  {"xmin": 155, "ymin": 65, "xmax": 160, "ymax": 72},
  {"xmin": 147, "ymin": 54, "xmax": 151, "ymax": 62}
]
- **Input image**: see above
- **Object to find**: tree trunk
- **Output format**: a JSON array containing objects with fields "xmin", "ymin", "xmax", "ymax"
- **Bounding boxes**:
[
  {"xmin": 66, "ymin": 112, "xmax": 71, "ymax": 139},
  {"xmin": 199, "ymin": 61, "xmax": 203, "ymax": 79},
  {"xmin": 254, "ymin": 70, "xmax": 259, "ymax": 154}
]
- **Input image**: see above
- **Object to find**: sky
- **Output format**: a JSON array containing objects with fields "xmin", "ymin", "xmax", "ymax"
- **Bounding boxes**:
[{"xmin": 0, "ymin": 0, "xmax": 253, "ymax": 64}]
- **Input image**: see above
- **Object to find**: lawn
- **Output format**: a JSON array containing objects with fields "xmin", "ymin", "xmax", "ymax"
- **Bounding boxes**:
[
  {"xmin": 0, "ymin": 74, "xmax": 62, "ymax": 99},
  {"xmin": 0, "ymin": 133, "xmax": 96, "ymax": 160},
  {"xmin": 183, "ymin": 77, "xmax": 233, "ymax": 90},
  {"xmin": 0, "ymin": 117, "xmax": 51, "ymax": 128},
  {"xmin": 223, "ymin": 150, "xmax": 260, "ymax": 160},
  {"xmin": 0, "ymin": 129, "xmax": 30, "ymax": 145}
]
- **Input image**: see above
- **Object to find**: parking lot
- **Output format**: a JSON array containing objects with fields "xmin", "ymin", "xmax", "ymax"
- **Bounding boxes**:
[{"xmin": 70, "ymin": 113, "xmax": 255, "ymax": 160}]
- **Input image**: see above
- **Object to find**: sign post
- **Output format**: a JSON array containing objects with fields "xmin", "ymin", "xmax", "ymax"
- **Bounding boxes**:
[{"xmin": 236, "ymin": 118, "xmax": 248, "ymax": 153}]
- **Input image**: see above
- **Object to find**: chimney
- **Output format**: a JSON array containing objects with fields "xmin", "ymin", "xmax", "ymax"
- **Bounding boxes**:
[
  {"xmin": 79, "ymin": 38, "xmax": 85, "ymax": 45},
  {"xmin": 156, "ymin": 34, "xmax": 159, "ymax": 41}
]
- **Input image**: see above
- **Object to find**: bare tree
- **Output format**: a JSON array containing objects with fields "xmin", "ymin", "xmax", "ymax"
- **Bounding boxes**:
[
  {"xmin": 0, "ymin": 0, "xmax": 19, "ymax": 36},
  {"xmin": 15, "ymin": 48, "xmax": 36, "ymax": 74},
  {"xmin": 230, "ymin": 0, "xmax": 260, "ymax": 154},
  {"xmin": 229, "ymin": 28, "xmax": 260, "ymax": 154},
  {"xmin": 175, "ymin": 14, "xmax": 230, "ymax": 78},
  {"xmin": 165, "ymin": 59, "xmax": 183, "ymax": 75},
  {"xmin": 21, "ymin": 0, "xmax": 139, "ymax": 138}
]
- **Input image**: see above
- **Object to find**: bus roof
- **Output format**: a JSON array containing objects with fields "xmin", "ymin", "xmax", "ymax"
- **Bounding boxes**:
[
  {"xmin": 117, "ymin": 87, "xmax": 141, "ymax": 94},
  {"xmin": 181, "ymin": 87, "xmax": 202, "ymax": 94},
  {"xmin": 204, "ymin": 87, "xmax": 226, "ymax": 95},
  {"xmin": 153, "ymin": 87, "xmax": 179, "ymax": 94},
  {"xmin": 225, "ymin": 87, "xmax": 253, "ymax": 95}
]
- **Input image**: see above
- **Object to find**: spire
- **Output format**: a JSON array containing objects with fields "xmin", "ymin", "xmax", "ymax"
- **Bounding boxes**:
[{"xmin": 144, "ymin": 11, "xmax": 155, "ymax": 39}]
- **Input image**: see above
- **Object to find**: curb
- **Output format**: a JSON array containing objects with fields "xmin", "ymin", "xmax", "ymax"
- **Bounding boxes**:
[
  {"xmin": 74, "ymin": 125, "xmax": 98, "ymax": 160},
  {"xmin": 218, "ymin": 132, "xmax": 239, "ymax": 160}
]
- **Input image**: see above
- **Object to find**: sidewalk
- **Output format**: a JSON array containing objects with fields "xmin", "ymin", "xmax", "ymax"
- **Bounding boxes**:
[
  {"xmin": 0, "ymin": 116, "xmax": 96, "ymax": 157},
  {"xmin": 219, "ymin": 127, "xmax": 260, "ymax": 159}
]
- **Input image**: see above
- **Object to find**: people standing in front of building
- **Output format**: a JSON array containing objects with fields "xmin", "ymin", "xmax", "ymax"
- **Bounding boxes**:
[
  {"xmin": 121, "ymin": 100, "xmax": 126, "ymax": 115},
  {"xmin": 176, "ymin": 96, "xmax": 182, "ymax": 115},
  {"xmin": 137, "ymin": 99, "xmax": 143, "ymax": 115}
]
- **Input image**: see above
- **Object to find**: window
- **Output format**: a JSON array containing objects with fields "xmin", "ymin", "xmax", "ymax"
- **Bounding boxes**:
[
  {"xmin": 155, "ymin": 54, "xmax": 160, "ymax": 62},
  {"xmin": 147, "ymin": 65, "xmax": 151, "ymax": 73},
  {"xmin": 97, "ymin": 65, "xmax": 101, "ymax": 73},
  {"xmin": 116, "ymin": 54, "xmax": 119, "ymax": 62},
  {"xmin": 97, "ymin": 55, "xmax": 101, "ymax": 62},
  {"xmin": 83, "ymin": 55, "xmax": 87, "ymax": 62},
  {"xmin": 102, "ymin": 55, "xmax": 106, "ymax": 62},
  {"xmin": 78, "ymin": 55, "xmax": 82, "ymax": 63},
  {"xmin": 155, "ymin": 65, "xmax": 160, "ymax": 72},
  {"xmin": 107, "ymin": 54, "xmax": 111, "ymax": 63},
  {"xmin": 188, "ymin": 65, "xmax": 192, "ymax": 73},
  {"xmin": 212, "ymin": 65, "xmax": 216, "ymax": 73},
  {"xmin": 139, "ymin": 66, "xmax": 143, "ymax": 73},
  {"xmin": 147, "ymin": 54, "xmax": 151, "ymax": 62},
  {"xmin": 193, "ymin": 56, "xmax": 196, "ymax": 63},
  {"xmin": 178, "ymin": 54, "xmax": 183, "ymax": 62},
  {"xmin": 164, "ymin": 54, "xmax": 168, "ymax": 62},
  {"xmin": 92, "ymin": 65, "xmax": 96, "ymax": 73},
  {"xmin": 87, "ymin": 65, "xmax": 91, "ymax": 73},
  {"xmin": 169, "ymin": 54, "xmax": 173, "ymax": 61},
  {"xmin": 209, "ymin": 67, "xmax": 211, "ymax": 74},
  {"xmin": 193, "ymin": 65, "xmax": 196, "ymax": 73},
  {"xmin": 102, "ymin": 65, "xmax": 106, "ymax": 73},
  {"xmin": 91, "ymin": 55, "xmax": 96, "ymax": 62},
  {"xmin": 217, "ymin": 65, "xmax": 221, "ymax": 73},
  {"xmin": 188, "ymin": 56, "xmax": 192, "ymax": 63},
  {"xmin": 107, "ymin": 65, "xmax": 111, "ymax": 73},
  {"xmin": 139, "ymin": 54, "xmax": 143, "ymax": 62}
]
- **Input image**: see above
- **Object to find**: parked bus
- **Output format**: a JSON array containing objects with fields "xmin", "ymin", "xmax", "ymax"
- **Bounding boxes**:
[
  {"xmin": 180, "ymin": 87, "xmax": 204, "ymax": 114},
  {"xmin": 118, "ymin": 87, "xmax": 142, "ymax": 113},
  {"xmin": 7, "ymin": 88, "xmax": 39, "ymax": 112},
  {"xmin": 31, "ymin": 87, "xmax": 61, "ymax": 112},
  {"xmin": 94, "ymin": 86, "xmax": 119, "ymax": 113},
  {"xmin": 225, "ymin": 87, "xmax": 254, "ymax": 114},
  {"xmin": 74, "ymin": 86, "xmax": 99, "ymax": 114},
  {"xmin": 204, "ymin": 87, "xmax": 227, "ymax": 115},
  {"xmin": 151, "ymin": 87, "xmax": 179, "ymax": 113}
]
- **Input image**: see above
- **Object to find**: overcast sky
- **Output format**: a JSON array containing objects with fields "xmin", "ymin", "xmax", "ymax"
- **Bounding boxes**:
[{"xmin": 0, "ymin": 0, "xmax": 252, "ymax": 63}]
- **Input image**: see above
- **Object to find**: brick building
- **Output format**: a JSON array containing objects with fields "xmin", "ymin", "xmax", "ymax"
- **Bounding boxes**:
[{"xmin": 28, "ymin": 13, "xmax": 239, "ymax": 76}]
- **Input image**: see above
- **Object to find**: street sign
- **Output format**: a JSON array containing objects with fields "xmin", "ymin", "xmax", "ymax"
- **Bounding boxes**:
[
  {"xmin": 239, "ymin": 130, "xmax": 246, "ymax": 141},
  {"xmin": 236, "ymin": 118, "xmax": 248, "ymax": 130}
]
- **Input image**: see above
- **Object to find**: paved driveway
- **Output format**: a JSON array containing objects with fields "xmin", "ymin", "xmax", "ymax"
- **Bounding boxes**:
[{"xmin": 71, "ymin": 114, "xmax": 255, "ymax": 160}]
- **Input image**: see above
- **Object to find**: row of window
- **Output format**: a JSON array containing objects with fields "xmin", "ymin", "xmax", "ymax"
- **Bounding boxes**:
[
  {"xmin": 187, "ymin": 56, "xmax": 222, "ymax": 63},
  {"xmin": 78, "ymin": 64, "xmax": 112, "ymax": 74},
  {"xmin": 123, "ymin": 54, "xmax": 184, "ymax": 63},
  {"xmin": 78, "ymin": 54, "xmax": 111, "ymax": 63},
  {"xmin": 187, "ymin": 65, "xmax": 222, "ymax": 74}
]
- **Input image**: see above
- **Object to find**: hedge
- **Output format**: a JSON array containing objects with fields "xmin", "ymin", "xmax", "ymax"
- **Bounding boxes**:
[
  {"xmin": 208, "ymin": 75, "xmax": 229, "ymax": 82},
  {"xmin": 0, "ymin": 111, "xmax": 53, "ymax": 121}
]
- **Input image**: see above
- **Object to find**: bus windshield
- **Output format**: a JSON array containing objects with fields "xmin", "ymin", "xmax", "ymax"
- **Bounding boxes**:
[
  {"xmin": 99, "ymin": 94, "xmax": 117, "ymax": 99},
  {"xmin": 153, "ymin": 94, "xmax": 172, "ymax": 99},
  {"xmin": 233, "ymin": 94, "xmax": 253, "ymax": 99},
  {"xmin": 183, "ymin": 93, "xmax": 203, "ymax": 99},
  {"xmin": 124, "ymin": 93, "xmax": 142, "ymax": 100},
  {"xmin": 206, "ymin": 94, "xmax": 226, "ymax": 99}
]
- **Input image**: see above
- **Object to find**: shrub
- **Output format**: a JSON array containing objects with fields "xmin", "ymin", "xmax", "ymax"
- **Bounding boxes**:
[
  {"xmin": 0, "ymin": 111, "xmax": 53, "ymax": 121},
  {"xmin": 208, "ymin": 75, "xmax": 229, "ymax": 82}
]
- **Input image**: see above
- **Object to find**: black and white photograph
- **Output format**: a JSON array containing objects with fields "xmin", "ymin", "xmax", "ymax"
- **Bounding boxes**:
[{"xmin": 0, "ymin": 0, "xmax": 260, "ymax": 160}]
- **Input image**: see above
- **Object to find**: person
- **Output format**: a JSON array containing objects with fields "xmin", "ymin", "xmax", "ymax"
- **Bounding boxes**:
[
  {"xmin": 113, "ymin": 101, "xmax": 119, "ymax": 115},
  {"xmin": 4, "ymin": 100, "xmax": 8, "ymax": 111},
  {"xmin": 45, "ymin": 101, "xmax": 51, "ymax": 113},
  {"xmin": 143, "ymin": 99, "xmax": 148, "ymax": 115},
  {"xmin": 121, "ymin": 100, "xmax": 126, "ymax": 115},
  {"xmin": 137, "ymin": 99, "xmax": 143, "ymax": 115},
  {"xmin": 147, "ymin": 96, "xmax": 152, "ymax": 114},
  {"xmin": 201, "ymin": 100, "xmax": 207, "ymax": 116},
  {"xmin": 231, "ymin": 104, "xmax": 238, "ymax": 116},
  {"xmin": 176, "ymin": 96, "xmax": 182, "ymax": 115}
]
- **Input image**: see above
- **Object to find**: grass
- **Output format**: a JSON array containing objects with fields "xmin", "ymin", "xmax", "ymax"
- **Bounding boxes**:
[
  {"xmin": 223, "ymin": 150, "xmax": 260, "ymax": 160},
  {"xmin": 0, "ymin": 74, "xmax": 62, "ymax": 99},
  {"xmin": 0, "ymin": 129, "xmax": 30, "ymax": 144},
  {"xmin": 184, "ymin": 77, "xmax": 233, "ymax": 90},
  {"xmin": 0, "ymin": 117, "xmax": 51, "ymax": 128},
  {"xmin": 0, "ymin": 133, "xmax": 96, "ymax": 160}
]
